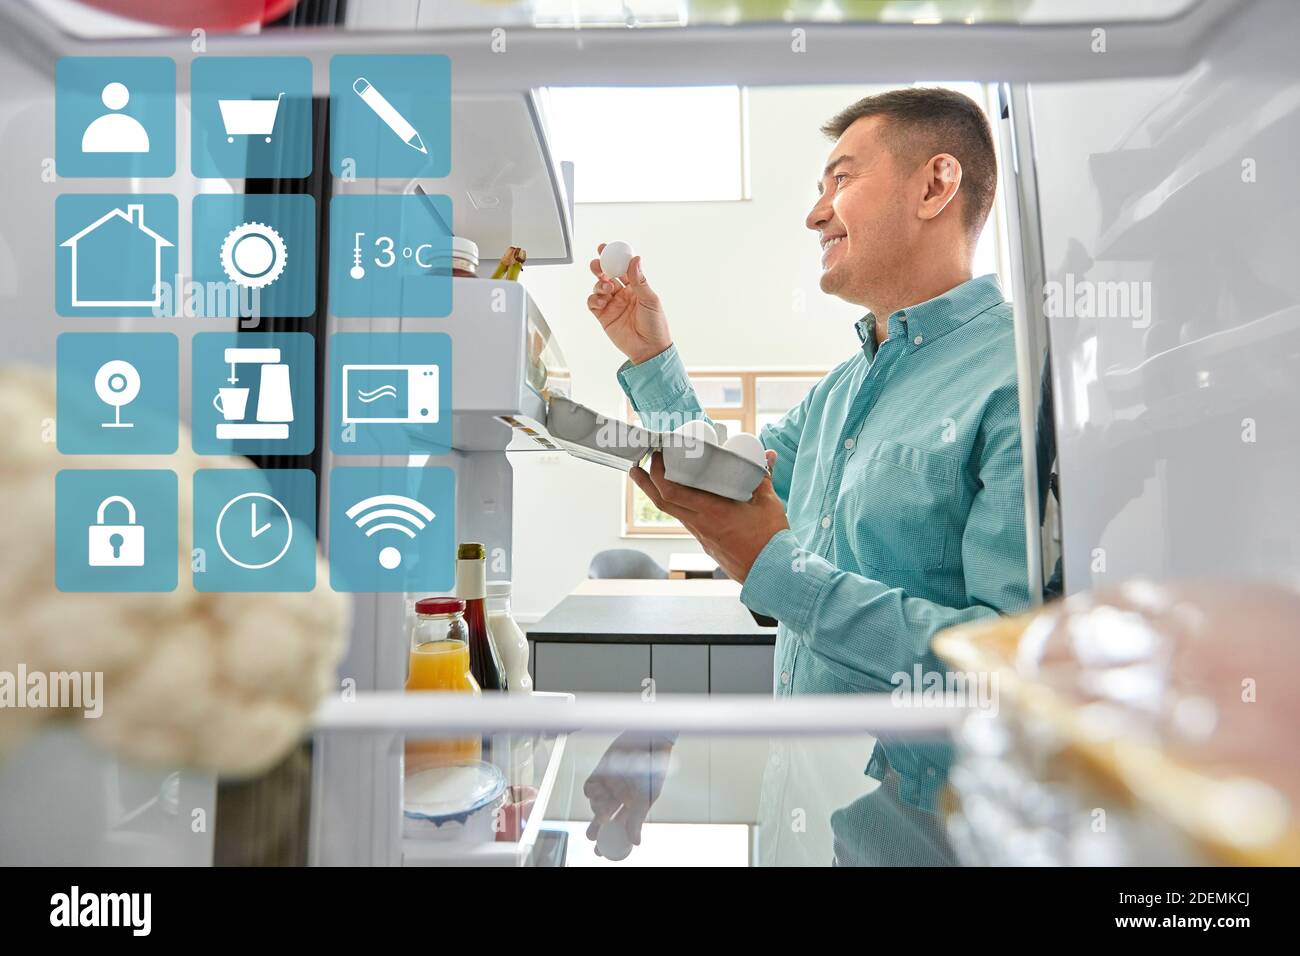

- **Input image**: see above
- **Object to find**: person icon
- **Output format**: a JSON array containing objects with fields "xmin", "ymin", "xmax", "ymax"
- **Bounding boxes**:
[{"xmin": 81, "ymin": 82, "xmax": 150, "ymax": 154}]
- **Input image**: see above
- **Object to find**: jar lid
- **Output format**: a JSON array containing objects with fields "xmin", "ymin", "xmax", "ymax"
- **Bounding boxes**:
[
  {"xmin": 451, "ymin": 236, "xmax": 479, "ymax": 260},
  {"xmin": 415, "ymin": 597, "xmax": 466, "ymax": 616},
  {"xmin": 486, "ymin": 580, "xmax": 512, "ymax": 598}
]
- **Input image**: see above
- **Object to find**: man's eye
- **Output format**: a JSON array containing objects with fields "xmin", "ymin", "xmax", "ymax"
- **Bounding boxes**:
[{"xmin": 834, "ymin": 173, "xmax": 849, "ymax": 186}]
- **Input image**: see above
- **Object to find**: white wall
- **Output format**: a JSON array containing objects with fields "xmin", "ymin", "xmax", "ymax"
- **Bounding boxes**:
[{"xmin": 510, "ymin": 85, "xmax": 875, "ymax": 620}]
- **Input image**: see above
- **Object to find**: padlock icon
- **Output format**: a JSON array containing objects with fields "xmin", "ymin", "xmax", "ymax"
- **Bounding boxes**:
[{"xmin": 88, "ymin": 495, "xmax": 146, "ymax": 567}]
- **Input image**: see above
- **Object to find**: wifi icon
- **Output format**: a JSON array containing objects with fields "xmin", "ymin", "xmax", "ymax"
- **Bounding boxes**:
[
  {"xmin": 329, "ymin": 467, "xmax": 453, "ymax": 593},
  {"xmin": 345, "ymin": 494, "xmax": 436, "ymax": 570}
]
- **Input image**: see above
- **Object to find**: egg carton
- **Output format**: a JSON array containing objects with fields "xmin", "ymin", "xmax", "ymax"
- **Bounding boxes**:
[{"xmin": 545, "ymin": 395, "xmax": 767, "ymax": 502}]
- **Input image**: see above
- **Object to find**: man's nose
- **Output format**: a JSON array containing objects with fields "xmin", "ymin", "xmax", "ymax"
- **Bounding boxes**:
[{"xmin": 806, "ymin": 193, "xmax": 831, "ymax": 231}]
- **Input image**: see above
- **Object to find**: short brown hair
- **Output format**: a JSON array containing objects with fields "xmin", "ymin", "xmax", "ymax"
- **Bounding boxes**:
[{"xmin": 821, "ymin": 87, "xmax": 997, "ymax": 239}]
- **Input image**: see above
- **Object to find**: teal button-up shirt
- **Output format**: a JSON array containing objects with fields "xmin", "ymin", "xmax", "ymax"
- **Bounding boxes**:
[{"xmin": 617, "ymin": 274, "xmax": 1031, "ymax": 810}]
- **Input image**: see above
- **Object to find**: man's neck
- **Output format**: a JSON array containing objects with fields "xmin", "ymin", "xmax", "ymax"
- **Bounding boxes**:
[{"xmin": 866, "ymin": 266, "xmax": 974, "ymax": 344}]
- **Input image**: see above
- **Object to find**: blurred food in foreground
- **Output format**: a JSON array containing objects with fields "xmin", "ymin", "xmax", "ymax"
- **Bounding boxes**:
[
  {"xmin": 0, "ymin": 366, "xmax": 349, "ymax": 777},
  {"xmin": 936, "ymin": 580, "xmax": 1300, "ymax": 865}
]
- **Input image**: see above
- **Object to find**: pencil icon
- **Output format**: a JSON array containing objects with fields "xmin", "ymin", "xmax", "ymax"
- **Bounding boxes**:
[{"xmin": 352, "ymin": 77, "xmax": 427, "ymax": 154}]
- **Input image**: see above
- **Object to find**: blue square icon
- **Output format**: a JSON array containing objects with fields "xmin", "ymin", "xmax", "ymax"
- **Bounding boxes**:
[
  {"xmin": 56, "ymin": 57, "xmax": 175, "ymax": 178},
  {"xmin": 329, "ymin": 55, "xmax": 449, "ymax": 179},
  {"xmin": 192, "ymin": 194, "xmax": 316, "ymax": 319},
  {"xmin": 56, "ymin": 469, "xmax": 178, "ymax": 592},
  {"xmin": 191, "ymin": 57, "xmax": 313, "ymax": 179},
  {"xmin": 56, "ymin": 195, "xmax": 178, "ymax": 318},
  {"xmin": 329, "ymin": 466, "xmax": 454, "ymax": 594},
  {"xmin": 191, "ymin": 332, "xmax": 315, "ymax": 457},
  {"xmin": 329, "ymin": 195, "xmax": 453, "ymax": 318},
  {"xmin": 329, "ymin": 332, "xmax": 451, "ymax": 456},
  {"xmin": 57, "ymin": 332, "xmax": 178, "ymax": 455},
  {"xmin": 193, "ymin": 469, "xmax": 317, "ymax": 592}
]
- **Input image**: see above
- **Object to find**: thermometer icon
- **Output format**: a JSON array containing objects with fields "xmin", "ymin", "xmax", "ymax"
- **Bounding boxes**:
[
  {"xmin": 351, "ymin": 232, "xmax": 366, "ymax": 280},
  {"xmin": 352, "ymin": 77, "xmax": 427, "ymax": 154}
]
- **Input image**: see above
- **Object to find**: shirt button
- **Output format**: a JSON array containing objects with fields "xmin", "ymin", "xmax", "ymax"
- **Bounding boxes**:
[
  {"xmin": 820, "ymin": 515, "xmax": 831, "ymax": 529},
  {"xmin": 780, "ymin": 671, "xmax": 790, "ymax": 686},
  {"xmin": 843, "ymin": 438, "xmax": 855, "ymax": 450},
  {"xmin": 913, "ymin": 335, "xmax": 924, "ymax": 345}
]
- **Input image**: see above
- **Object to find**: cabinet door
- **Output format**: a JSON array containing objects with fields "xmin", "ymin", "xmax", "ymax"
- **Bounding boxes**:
[
  {"xmin": 651, "ymin": 645, "xmax": 710, "ymax": 694},
  {"xmin": 532, "ymin": 642, "xmax": 650, "ymax": 694},
  {"xmin": 709, "ymin": 645, "xmax": 775, "ymax": 694}
]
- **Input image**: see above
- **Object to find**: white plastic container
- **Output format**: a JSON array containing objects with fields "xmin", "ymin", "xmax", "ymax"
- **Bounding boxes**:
[{"xmin": 403, "ymin": 762, "xmax": 506, "ymax": 842}]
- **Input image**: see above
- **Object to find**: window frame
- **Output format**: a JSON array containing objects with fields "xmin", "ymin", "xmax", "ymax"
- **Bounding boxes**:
[{"xmin": 623, "ymin": 368, "xmax": 826, "ymax": 537}]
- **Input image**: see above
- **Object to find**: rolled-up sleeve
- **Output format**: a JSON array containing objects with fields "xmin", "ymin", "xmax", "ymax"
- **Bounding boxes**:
[{"xmin": 616, "ymin": 346, "xmax": 706, "ymax": 432}]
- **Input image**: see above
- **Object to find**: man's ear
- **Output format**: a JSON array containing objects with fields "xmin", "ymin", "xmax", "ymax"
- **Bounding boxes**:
[{"xmin": 917, "ymin": 153, "xmax": 962, "ymax": 222}]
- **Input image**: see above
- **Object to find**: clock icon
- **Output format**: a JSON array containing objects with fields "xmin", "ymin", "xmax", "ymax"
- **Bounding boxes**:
[{"xmin": 216, "ymin": 492, "xmax": 294, "ymax": 570}]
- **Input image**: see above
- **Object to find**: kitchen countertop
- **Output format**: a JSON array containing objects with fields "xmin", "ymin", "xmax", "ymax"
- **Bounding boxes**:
[{"xmin": 528, "ymin": 578, "xmax": 777, "ymax": 645}]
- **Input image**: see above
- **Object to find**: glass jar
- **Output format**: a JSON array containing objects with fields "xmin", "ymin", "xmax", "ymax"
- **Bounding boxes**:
[
  {"xmin": 424, "ymin": 237, "xmax": 479, "ymax": 278},
  {"xmin": 450, "ymin": 237, "xmax": 479, "ymax": 278},
  {"xmin": 405, "ymin": 597, "xmax": 481, "ymax": 771}
]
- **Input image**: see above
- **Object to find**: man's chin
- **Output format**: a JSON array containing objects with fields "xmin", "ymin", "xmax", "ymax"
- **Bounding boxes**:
[
  {"xmin": 820, "ymin": 264, "xmax": 868, "ymax": 306},
  {"xmin": 819, "ymin": 266, "xmax": 849, "ymax": 298}
]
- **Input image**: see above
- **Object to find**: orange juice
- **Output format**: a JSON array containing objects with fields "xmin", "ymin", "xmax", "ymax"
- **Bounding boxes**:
[
  {"xmin": 407, "ymin": 639, "xmax": 481, "ymax": 693},
  {"xmin": 405, "ymin": 637, "xmax": 481, "ymax": 770}
]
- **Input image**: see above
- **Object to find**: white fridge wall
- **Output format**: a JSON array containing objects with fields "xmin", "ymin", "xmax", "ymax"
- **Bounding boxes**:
[{"xmin": 1032, "ymin": 0, "xmax": 1300, "ymax": 589}]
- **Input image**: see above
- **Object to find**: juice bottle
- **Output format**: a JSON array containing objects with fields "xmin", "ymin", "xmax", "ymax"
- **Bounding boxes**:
[{"xmin": 404, "ymin": 597, "xmax": 481, "ymax": 772}]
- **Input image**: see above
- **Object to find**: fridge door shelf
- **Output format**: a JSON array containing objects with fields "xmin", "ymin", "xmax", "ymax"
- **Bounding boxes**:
[{"xmin": 401, "ymin": 729, "xmax": 571, "ymax": 867}]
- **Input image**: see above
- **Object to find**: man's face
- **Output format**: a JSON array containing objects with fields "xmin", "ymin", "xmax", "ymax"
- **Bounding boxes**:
[{"xmin": 806, "ymin": 116, "xmax": 912, "ymax": 306}]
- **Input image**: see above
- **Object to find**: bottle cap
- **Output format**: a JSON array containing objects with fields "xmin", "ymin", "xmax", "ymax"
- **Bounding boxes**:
[
  {"xmin": 457, "ymin": 542, "xmax": 486, "ymax": 560},
  {"xmin": 415, "ymin": 597, "xmax": 466, "ymax": 616}
]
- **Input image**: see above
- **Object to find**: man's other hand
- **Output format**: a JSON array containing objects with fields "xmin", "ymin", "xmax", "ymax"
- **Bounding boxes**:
[{"xmin": 631, "ymin": 449, "xmax": 789, "ymax": 582}]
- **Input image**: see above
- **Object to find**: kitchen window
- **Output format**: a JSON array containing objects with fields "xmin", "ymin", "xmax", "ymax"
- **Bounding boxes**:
[
  {"xmin": 538, "ymin": 86, "xmax": 750, "ymax": 203},
  {"xmin": 625, "ymin": 370, "xmax": 825, "ymax": 536}
]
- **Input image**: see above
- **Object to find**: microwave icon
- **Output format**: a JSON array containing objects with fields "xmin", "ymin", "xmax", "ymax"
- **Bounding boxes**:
[{"xmin": 342, "ymin": 364, "xmax": 439, "ymax": 424}]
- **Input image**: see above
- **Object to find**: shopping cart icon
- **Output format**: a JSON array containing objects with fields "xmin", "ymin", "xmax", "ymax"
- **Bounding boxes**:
[{"xmin": 217, "ymin": 92, "xmax": 285, "ymax": 144}]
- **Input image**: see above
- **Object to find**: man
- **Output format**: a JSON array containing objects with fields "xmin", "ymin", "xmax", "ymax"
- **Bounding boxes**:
[{"xmin": 584, "ymin": 87, "xmax": 1031, "ymax": 860}]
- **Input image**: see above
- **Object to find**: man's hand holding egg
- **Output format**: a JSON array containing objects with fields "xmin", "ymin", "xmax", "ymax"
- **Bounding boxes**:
[{"xmin": 587, "ymin": 241, "xmax": 674, "ymax": 366}]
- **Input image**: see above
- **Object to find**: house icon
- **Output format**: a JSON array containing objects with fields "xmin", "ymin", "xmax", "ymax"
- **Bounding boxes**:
[{"xmin": 60, "ymin": 203, "xmax": 173, "ymax": 308}]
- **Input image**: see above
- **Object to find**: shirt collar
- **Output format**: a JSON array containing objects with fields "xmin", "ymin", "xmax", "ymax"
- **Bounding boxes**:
[{"xmin": 853, "ymin": 274, "xmax": 1005, "ymax": 356}]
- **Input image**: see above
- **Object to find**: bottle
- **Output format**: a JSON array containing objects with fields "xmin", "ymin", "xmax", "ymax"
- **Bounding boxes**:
[
  {"xmin": 486, "ymin": 580, "xmax": 532, "ymax": 694},
  {"xmin": 485, "ymin": 579, "xmax": 536, "ymax": 793},
  {"xmin": 456, "ymin": 543, "xmax": 507, "ymax": 692},
  {"xmin": 405, "ymin": 597, "xmax": 480, "ymax": 771}
]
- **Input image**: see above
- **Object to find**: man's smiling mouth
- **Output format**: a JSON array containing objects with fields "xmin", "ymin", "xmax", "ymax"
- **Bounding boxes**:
[{"xmin": 821, "ymin": 234, "xmax": 846, "ymax": 268}]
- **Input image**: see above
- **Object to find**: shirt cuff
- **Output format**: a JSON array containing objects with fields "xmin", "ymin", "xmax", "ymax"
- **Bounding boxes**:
[
  {"xmin": 615, "ymin": 344, "xmax": 693, "ymax": 415},
  {"xmin": 739, "ymin": 529, "xmax": 832, "ymax": 634}
]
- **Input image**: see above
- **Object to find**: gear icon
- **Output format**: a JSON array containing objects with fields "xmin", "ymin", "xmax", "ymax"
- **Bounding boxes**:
[{"xmin": 220, "ymin": 221, "xmax": 287, "ymax": 289}]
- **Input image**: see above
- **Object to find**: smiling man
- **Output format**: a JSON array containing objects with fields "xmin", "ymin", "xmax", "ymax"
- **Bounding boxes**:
[{"xmin": 585, "ymin": 87, "xmax": 1031, "ymax": 858}]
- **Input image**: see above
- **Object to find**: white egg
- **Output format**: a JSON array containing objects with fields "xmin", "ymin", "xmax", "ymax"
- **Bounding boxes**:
[
  {"xmin": 724, "ymin": 432, "xmax": 767, "ymax": 467},
  {"xmin": 599, "ymin": 240, "xmax": 635, "ymax": 280},
  {"xmin": 674, "ymin": 418, "xmax": 719, "ymax": 446},
  {"xmin": 596, "ymin": 817, "xmax": 634, "ymax": 861}
]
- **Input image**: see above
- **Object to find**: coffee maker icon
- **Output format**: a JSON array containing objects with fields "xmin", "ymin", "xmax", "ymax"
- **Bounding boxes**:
[{"xmin": 213, "ymin": 347, "xmax": 294, "ymax": 440}]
